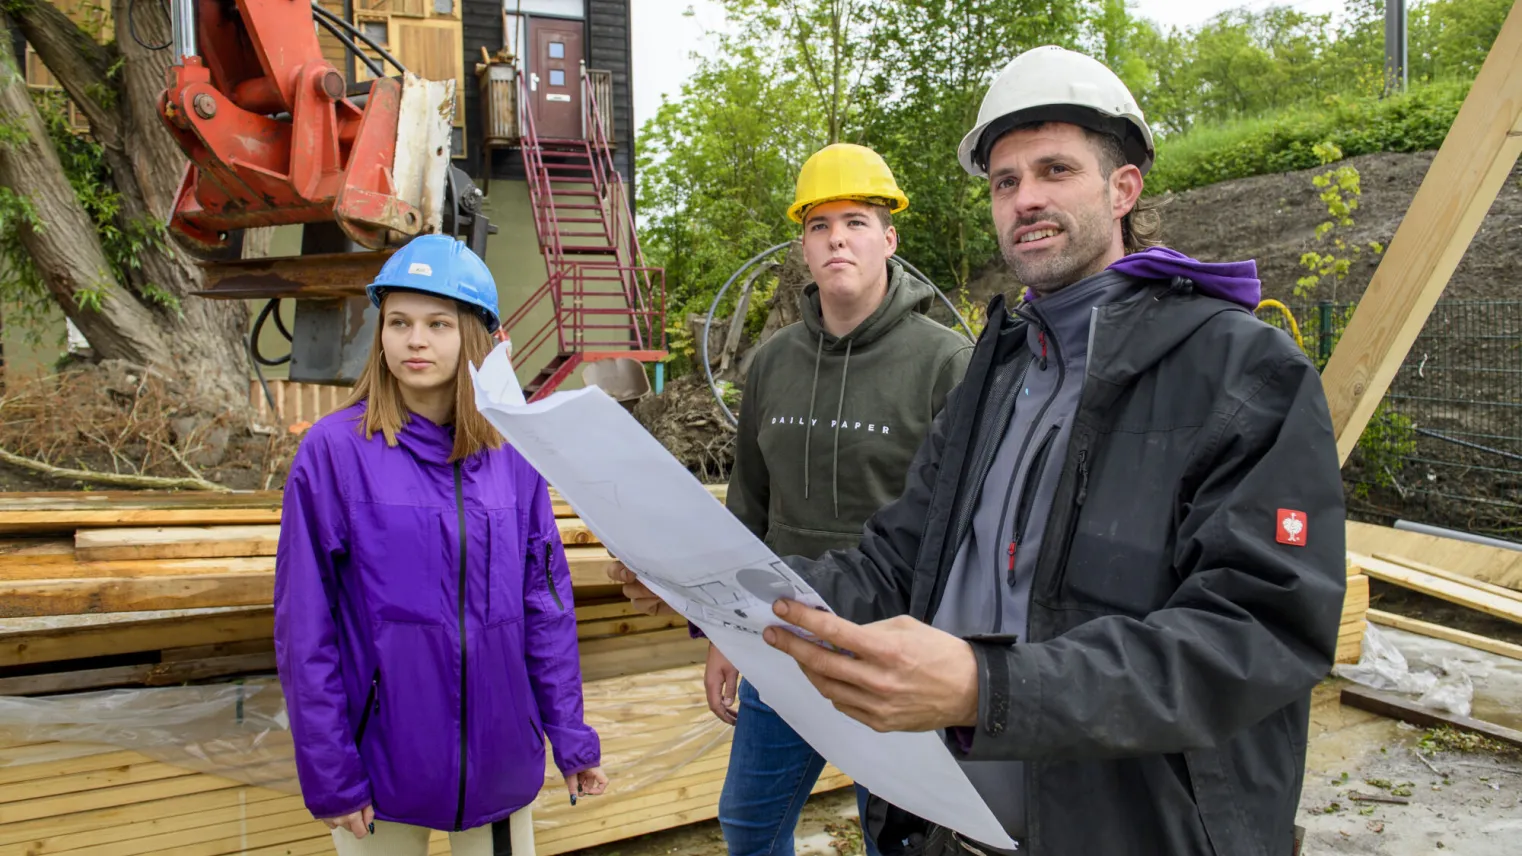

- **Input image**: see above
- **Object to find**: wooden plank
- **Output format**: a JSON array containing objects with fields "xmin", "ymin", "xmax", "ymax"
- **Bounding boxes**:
[
  {"xmin": 0, "ymin": 540, "xmax": 75, "ymax": 569},
  {"xmin": 0, "ymin": 785, "xmax": 281, "ymax": 847},
  {"xmin": 0, "ymin": 750, "xmax": 145, "ymax": 787},
  {"xmin": 1340, "ymin": 685, "xmax": 1522, "ymax": 750},
  {"xmin": 0, "ymin": 762, "xmax": 192, "ymax": 807},
  {"xmin": 1349, "ymin": 553, "xmax": 1522, "ymax": 626},
  {"xmin": 0, "ymin": 493, "xmax": 282, "ymax": 535},
  {"xmin": 1368, "ymin": 609, "xmax": 1522, "ymax": 661},
  {"xmin": 0, "ymin": 652, "xmax": 276, "ymax": 696},
  {"xmin": 578, "ymin": 628, "xmax": 706, "ymax": 682},
  {"xmin": 576, "ymin": 612, "xmax": 686, "ymax": 640},
  {"xmin": 1371, "ymin": 553, "xmax": 1522, "ymax": 604},
  {"xmin": 74, "ymin": 526, "xmax": 280, "ymax": 562},
  {"xmin": 1347, "ymin": 521, "xmax": 1522, "ymax": 591},
  {"xmin": 48, "ymin": 806, "xmax": 324, "ymax": 856},
  {"xmin": 0, "ymin": 771, "xmax": 246, "ymax": 824},
  {"xmin": 1344, "ymin": 574, "xmax": 1370, "ymax": 613},
  {"xmin": 0, "ymin": 793, "xmax": 306, "ymax": 856},
  {"xmin": 1320, "ymin": 1, "xmax": 1522, "ymax": 462},
  {"xmin": 0, "ymin": 575, "xmax": 274, "ymax": 618},
  {"xmin": 0, "ymin": 608, "xmax": 274, "ymax": 668},
  {"xmin": 0, "ymin": 556, "xmax": 275, "ymax": 582},
  {"xmin": 557, "ymin": 518, "xmax": 598, "ymax": 545}
]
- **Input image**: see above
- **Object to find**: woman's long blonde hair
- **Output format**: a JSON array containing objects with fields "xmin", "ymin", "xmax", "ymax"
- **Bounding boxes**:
[{"xmin": 341, "ymin": 295, "xmax": 504, "ymax": 463}]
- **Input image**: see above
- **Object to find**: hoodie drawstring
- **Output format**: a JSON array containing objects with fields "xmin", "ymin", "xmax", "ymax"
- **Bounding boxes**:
[
  {"xmin": 803, "ymin": 332, "xmax": 824, "ymax": 500},
  {"xmin": 831, "ymin": 340, "xmax": 852, "ymax": 519}
]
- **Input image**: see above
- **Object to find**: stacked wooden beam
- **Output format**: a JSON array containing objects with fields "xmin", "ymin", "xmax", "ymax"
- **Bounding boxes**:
[
  {"xmin": 0, "ymin": 489, "xmax": 839, "ymax": 854},
  {"xmin": 0, "ymin": 665, "xmax": 850, "ymax": 856},
  {"xmin": 1345, "ymin": 523, "xmax": 1522, "ymax": 662},
  {"xmin": 0, "ymin": 490, "xmax": 715, "ymax": 695}
]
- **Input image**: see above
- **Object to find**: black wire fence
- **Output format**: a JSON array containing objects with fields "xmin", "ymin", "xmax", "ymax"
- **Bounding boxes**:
[{"xmin": 1260, "ymin": 300, "xmax": 1522, "ymax": 539}]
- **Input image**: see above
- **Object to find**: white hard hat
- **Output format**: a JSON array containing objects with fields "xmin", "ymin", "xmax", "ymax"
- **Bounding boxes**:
[{"xmin": 957, "ymin": 45, "xmax": 1155, "ymax": 178}]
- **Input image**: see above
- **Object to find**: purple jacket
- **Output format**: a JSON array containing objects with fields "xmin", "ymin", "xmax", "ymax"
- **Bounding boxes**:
[{"xmin": 274, "ymin": 403, "xmax": 599, "ymax": 831}]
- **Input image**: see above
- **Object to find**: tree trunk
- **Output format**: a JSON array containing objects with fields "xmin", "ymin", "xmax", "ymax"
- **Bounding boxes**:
[{"xmin": 0, "ymin": 4, "xmax": 251, "ymax": 413}]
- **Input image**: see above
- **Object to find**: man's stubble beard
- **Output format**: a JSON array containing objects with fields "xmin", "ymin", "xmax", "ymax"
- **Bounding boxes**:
[{"xmin": 1000, "ymin": 189, "xmax": 1115, "ymax": 296}]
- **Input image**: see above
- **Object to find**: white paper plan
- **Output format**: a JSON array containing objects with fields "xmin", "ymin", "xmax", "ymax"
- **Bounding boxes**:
[{"xmin": 469, "ymin": 343, "xmax": 1014, "ymax": 850}]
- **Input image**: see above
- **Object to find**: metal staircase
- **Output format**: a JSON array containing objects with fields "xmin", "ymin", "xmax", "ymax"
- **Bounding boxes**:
[{"xmin": 502, "ymin": 62, "xmax": 666, "ymax": 400}]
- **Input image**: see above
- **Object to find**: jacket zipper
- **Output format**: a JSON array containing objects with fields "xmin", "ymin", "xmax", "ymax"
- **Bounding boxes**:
[
  {"xmin": 1007, "ymin": 425, "xmax": 1060, "ymax": 587},
  {"xmin": 354, "ymin": 668, "xmax": 380, "ymax": 745},
  {"xmin": 453, "ymin": 462, "xmax": 469, "ymax": 831},
  {"xmin": 544, "ymin": 541, "xmax": 564, "ymax": 611},
  {"xmin": 1045, "ymin": 445, "xmax": 1092, "ymax": 600},
  {"xmin": 990, "ymin": 312, "xmax": 1064, "ymax": 634},
  {"xmin": 1038, "ymin": 310, "xmax": 1103, "ymax": 602}
]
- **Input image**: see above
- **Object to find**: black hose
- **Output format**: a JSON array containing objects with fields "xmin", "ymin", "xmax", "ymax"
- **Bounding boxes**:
[
  {"xmin": 251, "ymin": 300, "xmax": 292, "ymax": 368},
  {"xmin": 310, "ymin": 4, "xmax": 409, "ymax": 76},
  {"xmin": 702, "ymin": 242, "xmax": 794, "ymax": 426},
  {"xmin": 1414, "ymin": 426, "xmax": 1522, "ymax": 464},
  {"xmin": 700, "ymin": 246, "xmax": 977, "ymax": 427},
  {"xmin": 312, "ymin": 14, "xmax": 387, "ymax": 79},
  {"xmin": 128, "ymin": 0, "xmax": 174, "ymax": 52},
  {"xmin": 893, "ymin": 256, "xmax": 976, "ymax": 339},
  {"xmin": 249, "ymin": 298, "xmax": 293, "ymax": 414}
]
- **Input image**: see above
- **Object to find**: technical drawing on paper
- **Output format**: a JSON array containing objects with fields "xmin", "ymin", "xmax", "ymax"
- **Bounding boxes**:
[{"xmin": 639, "ymin": 560, "xmax": 831, "ymax": 637}]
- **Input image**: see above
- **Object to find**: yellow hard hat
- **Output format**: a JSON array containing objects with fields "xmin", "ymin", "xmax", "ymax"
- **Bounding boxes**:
[{"xmin": 786, "ymin": 143, "xmax": 909, "ymax": 224}]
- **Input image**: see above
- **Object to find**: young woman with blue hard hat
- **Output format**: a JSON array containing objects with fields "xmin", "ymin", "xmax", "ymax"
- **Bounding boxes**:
[{"xmin": 274, "ymin": 234, "xmax": 607, "ymax": 856}]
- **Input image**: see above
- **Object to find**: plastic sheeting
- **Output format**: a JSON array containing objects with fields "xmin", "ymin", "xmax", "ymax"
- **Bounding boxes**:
[
  {"xmin": 0, "ymin": 679, "xmax": 300, "ymax": 793},
  {"xmin": 1333, "ymin": 615, "xmax": 1485, "ymax": 715},
  {"xmin": 0, "ymin": 664, "xmax": 732, "ymax": 832}
]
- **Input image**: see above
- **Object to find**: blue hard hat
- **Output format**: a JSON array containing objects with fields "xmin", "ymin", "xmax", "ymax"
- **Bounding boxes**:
[{"xmin": 366, "ymin": 235, "xmax": 500, "ymax": 332}]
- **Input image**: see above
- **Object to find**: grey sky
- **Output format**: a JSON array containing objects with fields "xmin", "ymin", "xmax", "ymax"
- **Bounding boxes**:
[{"xmin": 630, "ymin": 0, "xmax": 1349, "ymax": 131}]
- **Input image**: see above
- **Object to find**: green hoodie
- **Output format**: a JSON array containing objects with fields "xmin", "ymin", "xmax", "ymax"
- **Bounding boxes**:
[{"xmin": 727, "ymin": 259, "xmax": 973, "ymax": 560}]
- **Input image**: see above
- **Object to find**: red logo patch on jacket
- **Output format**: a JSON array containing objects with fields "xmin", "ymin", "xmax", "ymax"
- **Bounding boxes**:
[{"xmin": 1277, "ymin": 509, "xmax": 1307, "ymax": 546}]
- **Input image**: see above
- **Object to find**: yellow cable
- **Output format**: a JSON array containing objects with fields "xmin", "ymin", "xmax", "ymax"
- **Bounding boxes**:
[{"xmin": 1255, "ymin": 299, "xmax": 1305, "ymax": 352}]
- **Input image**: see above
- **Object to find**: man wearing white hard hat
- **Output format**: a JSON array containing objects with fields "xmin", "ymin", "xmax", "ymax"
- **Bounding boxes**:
[{"xmin": 611, "ymin": 44, "xmax": 1345, "ymax": 855}]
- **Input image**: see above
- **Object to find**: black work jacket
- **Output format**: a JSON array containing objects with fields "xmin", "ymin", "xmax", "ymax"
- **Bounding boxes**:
[{"xmin": 795, "ymin": 280, "xmax": 1347, "ymax": 856}]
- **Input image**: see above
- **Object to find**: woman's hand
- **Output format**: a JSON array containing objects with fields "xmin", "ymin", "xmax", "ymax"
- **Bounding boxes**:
[
  {"xmin": 321, "ymin": 804, "xmax": 375, "ymax": 838},
  {"xmin": 565, "ymin": 766, "xmax": 609, "ymax": 804}
]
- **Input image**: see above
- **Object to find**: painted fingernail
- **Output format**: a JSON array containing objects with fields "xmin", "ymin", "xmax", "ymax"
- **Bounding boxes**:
[
  {"xmin": 570, "ymin": 794, "xmax": 578, "ymax": 806},
  {"xmin": 368, "ymin": 822, "xmax": 375, "ymax": 834}
]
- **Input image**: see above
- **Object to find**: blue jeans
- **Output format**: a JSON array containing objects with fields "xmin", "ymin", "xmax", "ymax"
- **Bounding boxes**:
[{"xmin": 719, "ymin": 679, "xmax": 883, "ymax": 856}]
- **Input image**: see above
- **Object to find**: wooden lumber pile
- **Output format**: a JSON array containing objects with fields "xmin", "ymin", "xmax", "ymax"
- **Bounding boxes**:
[
  {"xmin": 0, "ymin": 665, "xmax": 849, "ymax": 856},
  {"xmin": 0, "ymin": 490, "xmax": 717, "ymax": 695},
  {"xmin": 1344, "ymin": 523, "xmax": 1522, "ymax": 665}
]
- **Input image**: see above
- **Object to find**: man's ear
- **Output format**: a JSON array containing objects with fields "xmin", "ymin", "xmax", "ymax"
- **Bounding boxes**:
[
  {"xmin": 885, "ymin": 225, "xmax": 899, "ymax": 255},
  {"xmin": 1111, "ymin": 164, "xmax": 1144, "ymax": 220}
]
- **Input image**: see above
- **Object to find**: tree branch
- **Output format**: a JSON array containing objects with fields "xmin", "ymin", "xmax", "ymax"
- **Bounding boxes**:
[
  {"xmin": 0, "ymin": 19, "xmax": 173, "ymax": 365},
  {"xmin": 0, "ymin": 445, "xmax": 229, "ymax": 491},
  {"xmin": 6, "ymin": 0, "xmax": 123, "ymax": 146}
]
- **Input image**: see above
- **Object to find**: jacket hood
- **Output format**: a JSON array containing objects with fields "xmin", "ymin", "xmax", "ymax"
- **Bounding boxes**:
[
  {"xmin": 1107, "ymin": 246, "xmax": 1260, "ymax": 309},
  {"xmin": 799, "ymin": 258, "xmax": 937, "ymax": 349},
  {"xmin": 1019, "ymin": 246, "xmax": 1261, "ymax": 310}
]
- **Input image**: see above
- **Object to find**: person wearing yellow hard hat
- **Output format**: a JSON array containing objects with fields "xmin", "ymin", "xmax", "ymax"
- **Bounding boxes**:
[{"xmin": 697, "ymin": 143, "xmax": 970, "ymax": 856}]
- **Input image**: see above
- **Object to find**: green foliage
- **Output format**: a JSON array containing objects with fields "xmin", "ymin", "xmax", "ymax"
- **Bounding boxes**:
[
  {"xmin": 0, "ymin": 89, "xmax": 179, "ymax": 320},
  {"xmin": 1292, "ymin": 141, "xmax": 1385, "ymax": 302},
  {"xmin": 1147, "ymin": 78, "xmax": 1470, "ymax": 195},
  {"xmin": 1352, "ymin": 403, "xmax": 1419, "ymax": 495},
  {"xmin": 0, "ymin": 116, "xmax": 27, "ymax": 148},
  {"xmin": 639, "ymin": 0, "xmax": 1514, "ymax": 381}
]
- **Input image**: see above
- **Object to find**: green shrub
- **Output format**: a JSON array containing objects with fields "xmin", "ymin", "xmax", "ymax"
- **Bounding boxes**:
[{"xmin": 1147, "ymin": 79, "xmax": 1471, "ymax": 195}]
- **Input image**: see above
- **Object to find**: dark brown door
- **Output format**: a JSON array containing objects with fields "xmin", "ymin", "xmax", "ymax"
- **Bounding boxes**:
[{"xmin": 531, "ymin": 19, "xmax": 584, "ymax": 140}]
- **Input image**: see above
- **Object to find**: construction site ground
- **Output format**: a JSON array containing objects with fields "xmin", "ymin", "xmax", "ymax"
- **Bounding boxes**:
[{"xmin": 572, "ymin": 625, "xmax": 1522, "ymax": 856}]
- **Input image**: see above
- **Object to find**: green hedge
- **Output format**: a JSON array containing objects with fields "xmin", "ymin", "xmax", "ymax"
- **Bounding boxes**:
[{"xmin": 1146, "ymin": 79, "xmax": 1471, "ymax": 195}]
